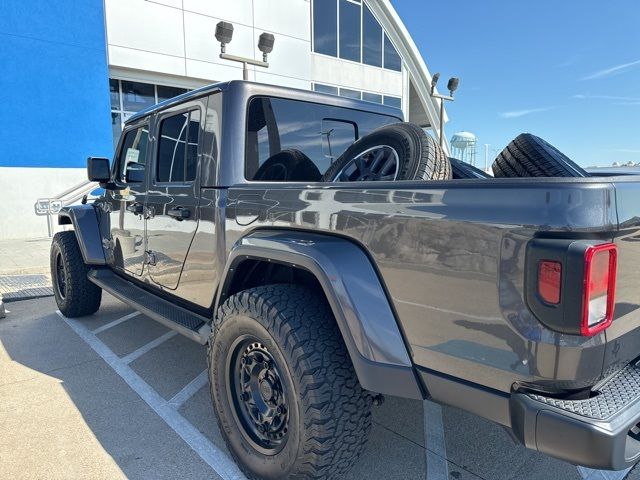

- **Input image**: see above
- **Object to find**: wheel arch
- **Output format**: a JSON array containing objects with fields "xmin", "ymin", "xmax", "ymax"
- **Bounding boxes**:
[
  {"xmin": 215, "ymin": 230, "xmax": 424, "ymax": 399},
  {"xmin": 57, "ymin": 205, "xmax": 106, "ymax": 265}
]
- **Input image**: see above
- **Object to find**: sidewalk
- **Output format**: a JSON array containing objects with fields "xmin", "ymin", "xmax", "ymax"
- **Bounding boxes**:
[{"xmin": 0, "ymin": 237, "xmax": 53, "ymax": 303}]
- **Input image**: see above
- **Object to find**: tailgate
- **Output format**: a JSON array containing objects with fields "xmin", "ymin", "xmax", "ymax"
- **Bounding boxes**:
[{"xmin": 604, "ymin": 181, "xmax": 640, "ymax": 375}]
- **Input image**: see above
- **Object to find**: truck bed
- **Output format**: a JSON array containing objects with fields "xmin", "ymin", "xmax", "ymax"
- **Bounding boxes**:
[{"xmin": 225, "ymin": 176, "xmax": 640, "ymax": 395}]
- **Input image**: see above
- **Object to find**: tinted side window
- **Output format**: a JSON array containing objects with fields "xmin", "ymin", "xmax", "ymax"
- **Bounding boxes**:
[
  {"xmin": 245, "ymin": 97, "xmax": 399, "ymax": 181},
  {"xmin": 157, "ymin": 110, "xmax": 200, "ymax": 183},
  {"xmin": 117, "ymin": 124, "xmax": 149, "ymax": 182}
]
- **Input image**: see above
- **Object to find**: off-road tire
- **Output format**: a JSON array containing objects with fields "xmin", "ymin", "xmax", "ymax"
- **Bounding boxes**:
[
  {"xmin": 50, "ymin": 231, "xmax": 102, "ymax": 317},
  {"xmin": 208, "ymin": 284, "xmax": 372, "ymax": 479},
  {"xmin": 492, "ymin": 133, "xmax": 588, "ymax": 178},
  {"xmin": 322, "ymin": 122, "xmax": 452, "ymax": 182},
  {"xmin": 449, "ymin": 157, "xmax": 490, "ymax": 179}
]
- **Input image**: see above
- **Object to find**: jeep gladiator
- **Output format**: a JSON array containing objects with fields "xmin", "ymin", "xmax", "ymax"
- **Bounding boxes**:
[{"xmin": 52, "ymin": 81, "xmax": 640, "ymax": 479}]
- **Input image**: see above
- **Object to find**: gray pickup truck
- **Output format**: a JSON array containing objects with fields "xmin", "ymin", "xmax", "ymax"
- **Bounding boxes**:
[{"xmin": 52, "ymin": 81, "xmax": 640, "ymax": 479}]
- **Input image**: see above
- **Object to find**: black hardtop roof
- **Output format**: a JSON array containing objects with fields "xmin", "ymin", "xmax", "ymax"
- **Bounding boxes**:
[{"xmin": 125, "ymin": 80, "xmax": 403, "ymax": 125}]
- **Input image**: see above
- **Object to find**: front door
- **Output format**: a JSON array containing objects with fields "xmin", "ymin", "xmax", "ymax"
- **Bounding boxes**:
[
  {"xmin": 107, "ymin": 121, "xmax": 150, "ymax": 277},
  {"xmin": 145, "ymin": 105, "xmax": 202, "ymax": 290}
]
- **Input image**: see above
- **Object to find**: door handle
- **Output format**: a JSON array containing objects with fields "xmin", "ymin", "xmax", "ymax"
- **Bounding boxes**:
[
  {"xmin": 167, "ymin": 206, "xmax": 190, "ymax": 220},
  {"xmin": 126, "ymin": 202, "xmax": 144, "ymax": 215}
]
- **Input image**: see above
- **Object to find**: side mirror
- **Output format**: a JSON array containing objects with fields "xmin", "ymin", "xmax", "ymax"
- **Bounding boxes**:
[
  {"xmin": 87, "ymin": 157, "xmax": 111, "ymax": 182},
  {"xmin": 125, "ymin": 162, "xmax": 146, "ymax": 183}
]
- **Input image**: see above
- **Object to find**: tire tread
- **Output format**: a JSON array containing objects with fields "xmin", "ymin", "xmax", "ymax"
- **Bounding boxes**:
[{"xmin": 209, "ymin": 284, "xmax": 372, "ymax": 479}]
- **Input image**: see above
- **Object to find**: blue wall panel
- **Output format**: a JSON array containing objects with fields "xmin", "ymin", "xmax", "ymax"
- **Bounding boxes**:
[{"xmin": 0, "ymin": 0, "xmax": 112, "ymax": 167}]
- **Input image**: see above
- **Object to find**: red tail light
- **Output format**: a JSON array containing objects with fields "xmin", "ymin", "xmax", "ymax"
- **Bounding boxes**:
[{"xmin": 581, "ymin": 243, "xmax": 617, "ymax": 336}]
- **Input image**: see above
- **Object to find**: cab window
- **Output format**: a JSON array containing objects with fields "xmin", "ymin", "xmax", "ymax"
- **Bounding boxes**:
[
  {"xmin": 245, "ymin": 97, "xmax": 399, "ymax": 181},
  {"xmin": 156, "ymin": 110, "xmax": 201, "ymax": 183},
  {"xmin": 116, "ymin": 123, "xmax": 149, "ymax": 183}
]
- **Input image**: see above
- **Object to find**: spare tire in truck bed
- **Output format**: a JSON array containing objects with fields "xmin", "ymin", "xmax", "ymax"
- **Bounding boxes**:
[
  {"xmin": 449, "ymin": 157, "xmax": 490, "ymax": 179},
  {"xmin": 492, "ymin": 133, "xmax": 588, "ymax": 178},
  {"xmin": 322, "ymin": 122, "xmax": 451, "ymax": 182}
]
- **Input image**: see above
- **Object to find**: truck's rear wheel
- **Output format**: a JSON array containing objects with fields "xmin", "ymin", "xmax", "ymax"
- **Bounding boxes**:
[
  {"xmin": 51, "ymin": 231, "xmax": 102, "ymax": 317},
  {"xmin": 208, "ymin": 284, "xmax": 372, "ymax": 479}
]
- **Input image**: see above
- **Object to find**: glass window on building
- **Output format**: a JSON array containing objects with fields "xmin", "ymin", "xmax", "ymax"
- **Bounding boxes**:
[
  {"xmin": 313, "ymin": 0, "xmax": 338, "ymax": 56},
  {"xmin": 313, "ymin": 83, "xmax": 339, "ymax": 95},
  {"xmin": 383, "ymin": 34, "xmax": 402, "ymax": 72},
  {"xmin": 110, "ymin": 79, "xmax": 188, "ymax": 150},
  {"xmin": 121, "ymin": 81, "xmax": 155, "ymax": 112},
  {"xmin": 339, "ymin": 88, "xmax": 361, "ymax": 100},
  {"xmin": 362, "ymin": 4, "xmax": 382, "ymax": 67},
  {"xmin": 362, "ymin": 92, "xmax": 383, "ymax": 104},
  {"xmin": 339, "ymin": 0, "xmax": 361, "ymax": 62},
  {"xmin": 313, "ymin": 84, "xmax": 396, "ymax": 108},
  {"xmin": 312, "ymin": 0, "xmax": 402, "ymax": 72},
  {"xmin": 383, "ymin": 95, "xmax": 402, "ymax": 109},
  {"xmin": 109, "ymin": 79, "xmax": 120, "ymax": 110},
  {"xmin": 157, "ymin": 85, "xmax": 188, "ymax": 102}
]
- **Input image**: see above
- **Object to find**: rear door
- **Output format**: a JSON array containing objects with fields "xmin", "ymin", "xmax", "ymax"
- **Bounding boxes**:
[
  {"xmin": 107, "ymin": 120, "xmax": 150, "ymax": 277},
  {"xmin": 145, "ymin": 102, "xmax": 203, "ymax": 290}
]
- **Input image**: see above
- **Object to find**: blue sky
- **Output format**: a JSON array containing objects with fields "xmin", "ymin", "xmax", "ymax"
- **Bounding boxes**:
[{"xmin": 391, "ymin": 0, "xmax": 640, "ymax": 167}]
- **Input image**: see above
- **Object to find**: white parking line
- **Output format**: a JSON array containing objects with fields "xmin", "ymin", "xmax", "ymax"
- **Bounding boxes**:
[
  {"xmin": 578, "ymin": 466, "xmax": 632, "ymax": 480},
  {"xmin": 424, "ymin": 400, "xmax": 449, "ymax": 480},
  {"xmin": 92, "ymin": 311, "xmax": 141, "ymax": 334},
  {"xmin": 121, "ymin": 331, "xmax": 177, "ymax": 365},
  {"xmin": 56, "ymin": 310, "xmax": 246, "ymax": 480},
  {"xmin": 168, "ymin": 370, "xmax": 209, "ymax": 409}
]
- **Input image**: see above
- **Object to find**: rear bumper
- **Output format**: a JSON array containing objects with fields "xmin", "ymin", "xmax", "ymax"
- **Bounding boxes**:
[{"xmin": 511, "ymin": 361, "xmax": 640, "ymax": 470}]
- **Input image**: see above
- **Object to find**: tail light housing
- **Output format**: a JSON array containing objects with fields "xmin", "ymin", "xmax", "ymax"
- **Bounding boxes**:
[
  {"xmin": 581, "ymin": 243, "xmax": 617, "ymax": 336},
  {"xmin": 526, "ymin": 239, "xmax": 618, "ymax": 336}
]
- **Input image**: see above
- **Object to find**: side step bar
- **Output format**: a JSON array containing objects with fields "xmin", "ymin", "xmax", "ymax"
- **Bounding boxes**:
[{"xmin": 88, "ymin": 269, "xmax": 211, "ymax": 344}]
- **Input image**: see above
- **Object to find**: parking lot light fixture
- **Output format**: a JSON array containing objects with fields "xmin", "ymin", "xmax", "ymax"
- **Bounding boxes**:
[
  {"xmin": 258, "ymin": 32, "xmax": 275, "ymax": 62},
  {"xmin": 430, "ymin": 72, "xmax": 460, "ymax": 148},
  {"xmin": 215, "ymin": 21, "xmax": 234, "ymax": 53},
  {"xmin": 215, "ymin": 21, "xmax": 274, "ymax": 80}
]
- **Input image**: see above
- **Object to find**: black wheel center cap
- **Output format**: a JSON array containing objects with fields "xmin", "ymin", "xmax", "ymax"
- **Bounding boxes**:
[{"xmin": 259, "ymin": 379, "xmax": 274, "ymax": 401}]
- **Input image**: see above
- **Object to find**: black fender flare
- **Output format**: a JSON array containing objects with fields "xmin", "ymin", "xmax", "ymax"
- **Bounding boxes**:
[
  {"xmin": 215, "ymin": 230, "xmax": 424, "ymax": 399},
  {"xmin": 58, "ymin": 205, "xmax": 106, "ymax": 265}
]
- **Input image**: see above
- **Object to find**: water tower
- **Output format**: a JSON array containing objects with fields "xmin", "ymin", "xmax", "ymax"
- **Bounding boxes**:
[{"xmin": 450, "ymin": 131, "xmax": 477, "ymax": 166}]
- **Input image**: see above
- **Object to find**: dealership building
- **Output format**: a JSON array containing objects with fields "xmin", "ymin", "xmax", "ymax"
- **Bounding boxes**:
[{"xmin": 0, "ymin": 0, "xmax": 446, "ymax": 239}]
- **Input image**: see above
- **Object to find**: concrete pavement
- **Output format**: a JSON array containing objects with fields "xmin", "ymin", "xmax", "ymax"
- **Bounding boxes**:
[{"xmin": 0, "ymin": 294, "xmax": 633, "ymax": 479}]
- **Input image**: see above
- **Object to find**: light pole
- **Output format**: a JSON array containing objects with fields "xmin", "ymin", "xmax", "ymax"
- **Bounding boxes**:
[
  {"xmin": 430, "ymin": 73, "xmax": 459, "ymax": 148},
  {"xmin": 484, "ymin": 144, "xmax": 489, "ymax": 172},
  {"xmin": 215, "ymin": 21, "xmax": 275, "ymax": 80}
]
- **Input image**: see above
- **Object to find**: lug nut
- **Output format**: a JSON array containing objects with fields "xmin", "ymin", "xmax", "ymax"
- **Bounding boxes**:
[
  {"xmin": 276, "ymin": 406, "xmax": 286, "ymax": 415},
  {"xmin": 241, "ymin": 356, "xmax": 252, "ymax": 365},
  {"xmin": 263, "ymin": 361, "xmax": 271, "ymax": 370}
]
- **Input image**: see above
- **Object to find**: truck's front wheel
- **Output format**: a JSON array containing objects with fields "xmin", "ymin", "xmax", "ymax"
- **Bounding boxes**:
[
  {"xmin": 51, "ymin": 231, "xmax": 102, "ymax": 317},
  {"xmin": 209, "ymin": 284, "xmax": 372, "ymax": 479}
]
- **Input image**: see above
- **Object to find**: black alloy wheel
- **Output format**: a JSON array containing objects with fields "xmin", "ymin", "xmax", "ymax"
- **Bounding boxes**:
[
  {"xmin": 331, "ymin": 145, "xmax": 400, "ymax": 181},
  {"xmin": 228, "ymin": 336, "xmax": 290, "ymax": 455}
]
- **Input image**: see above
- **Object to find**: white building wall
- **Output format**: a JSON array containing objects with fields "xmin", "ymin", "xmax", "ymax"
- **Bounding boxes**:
[
  {"xmin": 104, "ymin": 0, "xmax": 313, "ymax": 87},
  {"xmin": 0, "ymin": 168, "xmax": 86, "ymax": 240},
  {"xmin": 310, "ymin": 54, "xmax": 402, "ymax": 97}
]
